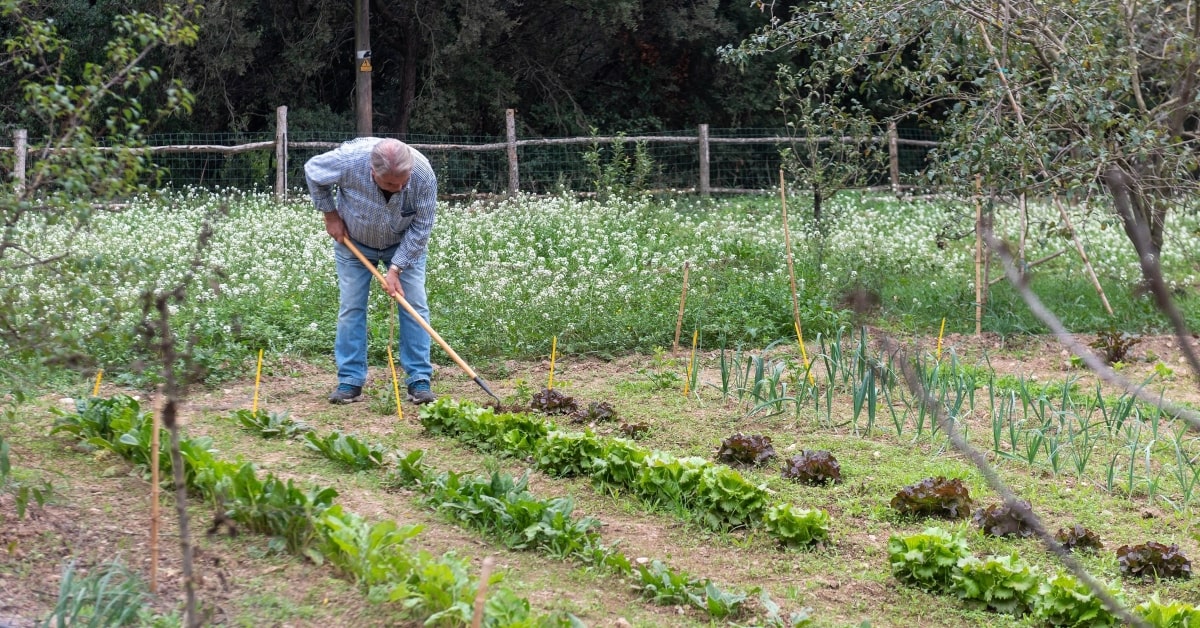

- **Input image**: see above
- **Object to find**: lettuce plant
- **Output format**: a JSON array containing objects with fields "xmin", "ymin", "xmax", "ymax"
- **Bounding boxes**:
[
  {"xmin": 1055, "ymin": 525, "xmax": 1104, "ymax": 553},
  {"xmin": 1033, "ymin": 572, "xmax": 1122, "ymax": 627},
  {"xmin": 589, "ymin": 439, "xmax": 649, "ymax": 488},
  {"xmin": 971, "ymin": 500, "xmax": 1034, "ymax": 538},
  {"xmin": 694, "ymin": 466, "xmax": 768, "ymax": 529},
  {"xmin": 1134, "ymin": 594, "xmax": 1200, "ymax": 627},
  {"xmin": 763, "ymin": 503, "xmax": 831, "ymax": 548},
  {"xmin": 577, "ymin": 401, "xmax": 617, "ymax": 423},
  {"xmin": 1117, "ymin": 542, "xmax": 1193, "ymax": 581},
  {"xmin": 954, "ymin": 552, "xmax": 1039, "ymax": 615},
  {"xmin": 530, "ymin": 388, "xmax": 579, "ymax": 415},
  {"xmin": 781, "ymin": 450, "xmax": 841, "ymax": 485},
  {"xmin": 890, "ymin": 477, "xmax": 973, "ymax": 519},
  {"xmin": 887, "ymin": 526, "xmax": 971, "ymax": 592},
  {"xmin": 716, "ymin": 433, "xmax": 776, "ymax": 467},
  {"xmin": 533, "ymin": 430, "xmax": 602, "ymax": 478}
]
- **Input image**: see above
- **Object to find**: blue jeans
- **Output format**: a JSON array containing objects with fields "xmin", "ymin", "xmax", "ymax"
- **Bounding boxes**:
[{"xmin": 333, "ymin": 239, "xmax": 432, "ymax": 388}]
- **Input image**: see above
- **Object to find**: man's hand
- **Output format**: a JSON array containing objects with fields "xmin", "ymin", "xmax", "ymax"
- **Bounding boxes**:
[
  {"xmin": 385, "ymin": 266, "xmax": 406, "ymax": 299},
  {"xmin": 324, "ymin": 211, "xmax": 348, "ymax": 242}
]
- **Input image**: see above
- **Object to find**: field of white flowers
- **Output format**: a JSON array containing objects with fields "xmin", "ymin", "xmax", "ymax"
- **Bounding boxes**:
[{"xmin": 7, "ymin": 188, "xmax": 1198, "ymax": 377}]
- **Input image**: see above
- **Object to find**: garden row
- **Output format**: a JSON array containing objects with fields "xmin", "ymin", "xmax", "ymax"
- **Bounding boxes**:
[
  {"xmin": 417, "ymin": 398, "xmax": 832, "ymax": 547},
  {"xmin": 235, "ymin": 407, "xmax": 810, "ymax": 625},
  {"xmin": 49, "ymin": 394, "xmax": 571, "ymax": 627},
  {"xmin": 889, "ymin": 526, "xmax": 1199, "ymax": 626}
]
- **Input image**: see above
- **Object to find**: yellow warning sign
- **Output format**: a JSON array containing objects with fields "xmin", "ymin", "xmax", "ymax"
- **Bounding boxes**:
[{"xmin": 359, "ymin": 60, "xmax": 372, "ymax": 72}]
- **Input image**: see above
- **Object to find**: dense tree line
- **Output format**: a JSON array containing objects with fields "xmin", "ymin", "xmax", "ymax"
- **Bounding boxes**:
[{"xmin": 0, "ymin": 0, "xmax": 805, "ymax": 138}]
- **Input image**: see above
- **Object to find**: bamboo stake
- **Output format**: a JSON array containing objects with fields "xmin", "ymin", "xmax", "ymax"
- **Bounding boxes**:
[
  {"xmin": 251, "ymin": 348, "xmax": 264, "ymax": 413},
  {"xmin": 92, "ymin": 369, "xmax": 103, "ymax": 397},
  {"xmin": 988, "ymin": 249, "xmax": 1067, "ymax": 286},
  {"xmin": 780, "ymin": 169, "xmax": 804, "ymax": 339},
  {"xmin": 936, "ymin": 317, "xmax": 946, "ymax": 361},
  {"xmin": 794, "ymin": 322, "xmax": 815, "ymax": 386},
  {"xmin": 387, "ymin": 345, "xmax": 404, "ymax": 421},
  {"xmin": 547, "ymin": 336, "xmax": 557, "ymax": 390},
  {"xmin": 1053, "ymin": 194, "xmax": 1113, "ymax": 315},
  {"xmin": 672, "ymin": 262, "xmax": 690, "ymax": 355},
  {"xmin": 684, "ymin": 328, "xmax": 698, "ymax": 397},
  {"xmin": 470, "ymin": 556, "xmax": 496, "ymax": 628},
  {"xmin": 150, "ymin": 395, "xmax": 161, "ymax": 594},
  {"xmin": 975, "ymin": 175, "xmax": 984, "ymax": 336}
]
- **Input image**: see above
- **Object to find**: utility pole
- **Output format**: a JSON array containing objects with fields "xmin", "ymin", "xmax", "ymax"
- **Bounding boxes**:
[{"xmin": 354, "ymin": 0, "xmax": 372, "ymax": 136}]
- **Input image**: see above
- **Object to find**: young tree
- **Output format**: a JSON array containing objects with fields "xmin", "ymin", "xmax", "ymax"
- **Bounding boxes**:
[
  {"xmin": 0, "ymin": 0, "xmax": 198, "ymax": 364},
  {"xmin": 722, "ymin": 0, "xmax": 1200, "ymax": 261}
]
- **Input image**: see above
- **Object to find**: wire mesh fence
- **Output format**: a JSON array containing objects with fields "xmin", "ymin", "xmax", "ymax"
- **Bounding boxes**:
[{"xmin": 2, "ymin": 119, "xmax": 940, "ymax": 198}]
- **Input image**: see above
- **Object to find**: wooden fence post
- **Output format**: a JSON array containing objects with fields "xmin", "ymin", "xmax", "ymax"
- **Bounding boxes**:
[
  {"xmin": 13, "ymin": 129, "xmax": 27, "ymax": 196},
  {"xmin": 506, "ymin": 109, "xmax": 519, "ymax": 196},
  {"xmin": 697, "ymin": 123, "xmax": 710, "ymax": 196},
  {"xmin": 274, "ymin": 106, "xmax": 287, "ymax": 201},
  {"xmin": 887, "ymin": 121, "xmax": 900, "ymax": 197}
]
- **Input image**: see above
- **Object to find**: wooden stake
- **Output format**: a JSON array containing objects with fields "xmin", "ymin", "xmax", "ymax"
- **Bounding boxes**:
[
  {"xmin": 251, "ymin": 348, "xmax": 264, "ymax": 413},
  {"xmin": 92, "ymin": 369, "xmax": 103, "ymax": 397},
  {"xmin": 672, "ymin": 262, "xmax": 690, "ymax": 354},
  {"xmin": 974, "ymin": 175, "xmax": 984, "ymax": 336},
  {"xmin": 547, "ymin": 336, "xmax": 557, "ymax": 390},
  {"xmin": 387, "ymin": 346, "xmax": 403, "ymax": 421},
  {"xmin": 470, "ymin": 556, "xmax": 496, "ymax": 628},
  {"xmin": 150, "ymin": 396, "xmax": 161, "ymax": 594}
]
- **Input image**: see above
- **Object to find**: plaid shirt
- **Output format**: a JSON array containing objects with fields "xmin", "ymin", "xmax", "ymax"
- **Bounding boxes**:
[{"xmin": 304, "ymin": 137, "xmax": 438, "ymax": 271}]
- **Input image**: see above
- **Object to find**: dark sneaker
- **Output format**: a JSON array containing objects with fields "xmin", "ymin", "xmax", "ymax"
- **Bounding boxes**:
[
  {"xmin": 406, "ymin": 380, "xmax": 437, "ymax": 405},
  {"xmin": 328, "ymin": 383, "xmax": 363, "ymax": 404}
]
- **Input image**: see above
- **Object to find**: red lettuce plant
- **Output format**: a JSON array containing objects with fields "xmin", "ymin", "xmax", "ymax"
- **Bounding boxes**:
[
  {"xmin": 716, "ymin": 433, "xmax": 776, "ymax": 467},
  {"xmin": 890, "ymin": 477, "xmax": 973, "ymax": 519},
  {"xmin": 1117, "ymin": 542, "xmax": 1192, "ymax": 581},
  {"xmin": 781, "ymin": 450, "xmax": 842, "ymax": 486}
]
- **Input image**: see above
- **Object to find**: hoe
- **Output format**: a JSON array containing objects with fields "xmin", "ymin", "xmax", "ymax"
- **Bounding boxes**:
[{"xmin": 342, "ymin": 238, "xmax": 501, "ymax": 404}]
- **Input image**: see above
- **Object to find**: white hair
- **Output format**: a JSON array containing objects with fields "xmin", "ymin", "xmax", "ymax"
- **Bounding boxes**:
[{"xmin": 370, "ymin": 138, "xmax": 413, "ymax": 176}]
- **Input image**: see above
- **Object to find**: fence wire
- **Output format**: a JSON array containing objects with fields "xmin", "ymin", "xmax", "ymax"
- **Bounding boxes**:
[{"xmin": 2, "ymin": 126, "xmax": 940, "ymax": 197}]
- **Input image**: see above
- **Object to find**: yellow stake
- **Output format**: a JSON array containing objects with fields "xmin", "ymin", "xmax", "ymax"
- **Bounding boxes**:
[
  {"xmin": 92, "ymin": 369, "xmax": 103, "ymax": 397},
  {"xmin": 684, "ymin": 328, "xmax": 698, "ymax": 396},
  {"xmin": 252, "ymin": 348, "xmax": 264, "ymax": 413},
  {"xmin": 388, "ymin": 345, "xmax": 404, "ymax": 421},
  {"xmin": 794, "ymin": 322, "xmax": 815, "ymax": 386},
  {"xmin": 548, "ymin": 336, "xmax": 557, "ymax": 390},
  {"xmin": 936, "ymin": 317, "xmax": 947, "ymax": 361}
]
